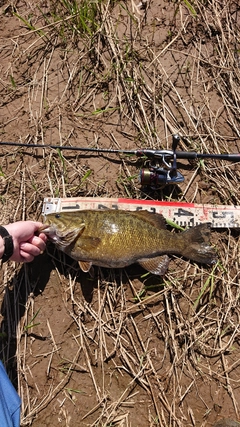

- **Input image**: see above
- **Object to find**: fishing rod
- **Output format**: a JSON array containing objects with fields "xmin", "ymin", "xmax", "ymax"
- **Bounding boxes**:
[{"xmin": 1, "ymin": 135, "xmax": 239, "ymax": 187}]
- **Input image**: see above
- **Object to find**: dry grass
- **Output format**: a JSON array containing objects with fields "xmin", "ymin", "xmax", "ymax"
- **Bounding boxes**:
[{"xmin": 0, "ymin": 0, "xmax": 240, "ymax": 426}]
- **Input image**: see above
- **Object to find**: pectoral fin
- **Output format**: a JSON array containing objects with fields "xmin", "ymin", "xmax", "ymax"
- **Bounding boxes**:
[
  {"xmin": 79, "ymin": 260, "xmax": 93, "ymax": 272},
  {"xmin": 78, "ymin": 236, "xmax": 101, "ymax": 250},
  {"xmin": 138, "ymin": 255, "xmax": 170, "ymax": 276}
]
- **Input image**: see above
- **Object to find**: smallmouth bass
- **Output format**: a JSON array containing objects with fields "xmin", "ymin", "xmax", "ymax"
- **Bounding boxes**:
[{"xmin": 41, "ymin": 209, "xmax": 217, "ymax": 275}]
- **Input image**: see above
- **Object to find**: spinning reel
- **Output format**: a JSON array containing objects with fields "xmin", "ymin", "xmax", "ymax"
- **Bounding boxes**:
[{"xmin": 139, "ymin": 135, "xmax": 184, "ymax": 188}]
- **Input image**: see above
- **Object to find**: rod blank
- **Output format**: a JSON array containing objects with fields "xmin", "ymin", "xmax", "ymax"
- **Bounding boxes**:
[{"xmin": 0, "ymin": 140, "xmax": 239, "ymax": 162}]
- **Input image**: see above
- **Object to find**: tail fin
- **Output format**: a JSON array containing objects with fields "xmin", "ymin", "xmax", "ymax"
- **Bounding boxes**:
[{"xmin": 181, "ymin": 223, "xmax": 217, "ymax": 265}]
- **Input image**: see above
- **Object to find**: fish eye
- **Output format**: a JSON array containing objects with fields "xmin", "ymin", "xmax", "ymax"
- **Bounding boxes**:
[{"xmin": 55, "ymin": 214, "xmax": 61, "ymax": 219}]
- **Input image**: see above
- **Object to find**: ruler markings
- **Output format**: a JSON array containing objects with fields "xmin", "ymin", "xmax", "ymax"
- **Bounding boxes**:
[{"xmin": 42, "ymin": 197, "xmax": 240, "ymax": 229}]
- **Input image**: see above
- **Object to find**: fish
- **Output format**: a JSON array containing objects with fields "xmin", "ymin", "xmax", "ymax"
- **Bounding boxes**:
[{"xmin": 40, "ymin": 209, "xmax": 217, "ymax": 276}]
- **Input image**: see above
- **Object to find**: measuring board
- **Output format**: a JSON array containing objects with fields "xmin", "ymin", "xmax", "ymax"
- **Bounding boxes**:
[{"xmin": 42, "ymin": 197, "xmax": 240, "ymax": 229}]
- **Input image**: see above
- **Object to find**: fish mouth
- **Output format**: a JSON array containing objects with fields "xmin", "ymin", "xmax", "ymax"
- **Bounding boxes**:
[
  {"xmin": 39, "ymin": 224, "xmax": 51, "ymax": 232},
  {"xmin": 38, "ymin": 224, "xmax": 59, "ymax": 241}
]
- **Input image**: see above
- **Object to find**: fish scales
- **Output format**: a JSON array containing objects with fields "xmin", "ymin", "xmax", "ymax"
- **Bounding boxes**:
[
  {"xmin": 44, "ymin": 210, "xmax": 177, "ymax": 264},
  {"xmin": 41, "ymin": 209, "xmax": 217, "ymax": 275}
]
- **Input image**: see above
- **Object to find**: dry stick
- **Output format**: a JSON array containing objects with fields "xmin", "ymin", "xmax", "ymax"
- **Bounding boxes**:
[
  {"xmin": 150, "ymin": 66, "xmax": 161, "ymax": 145},
  {"xmin": 157, "ymin": 391, "xmax": 182, "ymax": 427},
  {"xmin": 164, "ymin": 292, "xmax": 179, "ymax": 369},
  {"xmin": 104, "ymin": 17, "xmax": 154, "ymax": 143},
  {"xmin": 118, "ymin": 345, "xmax": 149, "ymax": 386},
  {"xmin": 74, "ymin": 300, "xmax": 112, "ymax": 420},
  {"xmin": 215, "ymin": 79, "xmax": 240, "ymax": 138},
  {"xmin": 18, "ymin": 273, "xmax": 40, "ymax": 418},
  {"xmin": 103, "ymin": 362, "xmax": 149, "ymax": 426},
  {"xmin": 78, "ymin": 319, "xmax": 102, "ymax": 401},
  {"xmin": 146, "ymin": 29, "xmax": 183, "ymax": 69},
  {"xmin": 97, "ymin": 276, "xmax": 107, "ymax": 394},
  {"xmin": 141, "ymin": 82, "xmax": 180, "ymax": 137},
  {"xmin": 59, "ymin": 59, "xmax": 82, "ymax": 105},
  {"xmin": 220, "ymin": 357, "xmax": 240, "ymax": 377},
  {"xmin": 67, "ymin": 270, "xmax": 172, "ymax": 422},
  {"xmin": 58, "ymin": 110, "xmax": 66, "ymax": 199},
  {"xmin": 46, "ymin": 319, "xmax": 61, "ymax": 375},
  {"xmin": 180, "ymin": 165, "xmax": 200, "ymax": 201},
  {"xmin": 97, "ymin": 0, "xmax": 112, "ymax": 33},
  {"xmin": 169, "ymin": 45, "xmax": 231, "ymax": 71},
  {"xmin": 92, "ymin": 277, "xmax": 109, "ymax": 337},
  {"xmin": 167, "ymin": 80, "xmax": 204, "ymax": 141},
  {"xmin": 20, "ymin": 168, "xmax": 27, "ymax": 221},
  {"xmin": 12, "ymin": 162, "xmax": 24, "ymax": 222},
  {"xmin": 160, "ymin": 95, "xmax": 170, "ymax": 145},
  {"xmin": 1, "ymin": 266, "xmax": 15, "ymax": 364},
  {"xmin": 16, "ymin": 270, "xmax": 27, "ymax": 411},
  {"xmin": 138, "ymin": 322, "xmax": 175, "ymax": 427},
  {"xmin": 81, "ymin": 303, "xmax": 116, "ymax": 344},
  {"xmin": 129, "ymin": 315, "xmax": 164, "ymax": 423},
  {"xmin": 196, "ymin": 17, "xmax": 240, "ymax": 137},
  {"xmin": 46, "ymin": 152, "xmax": 55, "ymax": 197},
  {"xmin": 146, "ymin": 49, "xmax": 209, "ymax": 141},
  {"xmin": 165, "ymin": 293, "xmax": 185, "ymax": 425},
  {"xmin": 23, "ymin": 344, "xmax": 82, "ymax": 423},
  {"xmin": 220, "ymin": 349, "xmax": 239, "ymax": 416},
  {"xmin": 124, "ymin": 271, "xmax": 145, "ymax": 304},
  {"xmin": 106, "ymin": 282, "xmax": 127, "ymax": 360},
  {"xmin": 11, "ymin": 13, "xmax": 81, "ymax": 40},
  {"xmin": 136, "ymin": 89, "xmax": 154, "ymax": 146},
  {"xmin": 103, "ymin": 292, "xmax": 121, "ymax": 361},
  {"xmin": 83, "ymin": 311, "xmax": 124, "ymax": 363},
  {"xmin": 179, "ymin": 380, "xmax": 195, "ymax": 405},
  {"xmin": 123, "ymin": 288, "xmax": 168, "ymax": 314},
  {"xmin": 39, "ymin": 57, "xmax": 47, "ymax": 120},
  {"xmin": 81, "ymin": 397, "xmax": 108, "ymax": 422},
  {"xmin": 104, "ymin": 20, "xmax": 131, "ymax": 113}
]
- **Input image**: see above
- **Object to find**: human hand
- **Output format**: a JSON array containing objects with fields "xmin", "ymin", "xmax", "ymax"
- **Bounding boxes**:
[{"xmin": 3, "ymin": 221, "xmax": 47, "ymax": 263}]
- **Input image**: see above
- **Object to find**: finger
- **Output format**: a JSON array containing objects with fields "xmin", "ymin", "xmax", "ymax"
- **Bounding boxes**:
[
  {"xmin": 27, "ymin": 236, "xmax": 46, "ymax": 252},
  {"xmin": 38, "ymin": 232, "xmax": 48, "ymax": 243},
  {"xmin": 19, "ymin": 250, "xmax": 35, "ymax": 263},
  {"xmin": 19, "ymin": 242, "xmax": 43, "ymax": 257},
  {"xmin": 31, "ymin": 221, "xmax": 46, "ymax": 230}
]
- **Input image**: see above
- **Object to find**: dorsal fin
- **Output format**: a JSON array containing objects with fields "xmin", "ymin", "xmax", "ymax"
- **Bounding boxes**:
[{"xmin": 130, "ymin": 210, "xmax": 166, "ymax": 230}]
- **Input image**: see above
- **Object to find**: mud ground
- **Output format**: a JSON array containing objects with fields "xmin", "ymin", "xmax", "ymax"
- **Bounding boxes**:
[{"xmin": 0, "ymin": 1, "xmax": 240, "ymax": 426}]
